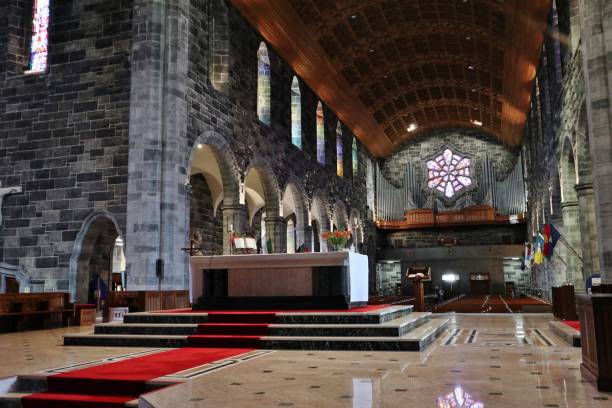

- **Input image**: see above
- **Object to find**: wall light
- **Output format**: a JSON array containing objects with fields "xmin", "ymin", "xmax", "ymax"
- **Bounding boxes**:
[
  {"xmin": 442, "ymin": 273, "xmax": 459, "ymax": 282},
  {"xmin": 197, "ymin": 144, "xmax": 203, "ymax": 149}
]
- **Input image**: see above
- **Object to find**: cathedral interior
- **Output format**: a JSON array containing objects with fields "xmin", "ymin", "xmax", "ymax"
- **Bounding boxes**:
[{"xmin": 0, "ymin": 0, "xmax": 611, "ymax": 407}]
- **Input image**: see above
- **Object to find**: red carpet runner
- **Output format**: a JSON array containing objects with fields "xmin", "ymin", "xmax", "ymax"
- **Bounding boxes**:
[
  {"xmin": 23, "ymin": 306, "xmax": 390, "ymax": 406},
  {"xmin": 562, "ymin": 320, "xmax": 580, "ymax": 331},
  {"xmin": 21, "ymin": 347, "xmax": 253, "ymax": 408}
]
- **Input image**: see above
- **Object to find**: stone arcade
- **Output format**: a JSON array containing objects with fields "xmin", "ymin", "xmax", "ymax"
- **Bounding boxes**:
[{"xmin": 0, "ymin": 0, "xmax": 612, "ymax": 407}]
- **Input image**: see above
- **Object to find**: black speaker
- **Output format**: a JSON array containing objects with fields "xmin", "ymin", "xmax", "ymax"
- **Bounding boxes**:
[{"xmin": 155, "ymin": 259, "xmax": 164, "ymax": 279}]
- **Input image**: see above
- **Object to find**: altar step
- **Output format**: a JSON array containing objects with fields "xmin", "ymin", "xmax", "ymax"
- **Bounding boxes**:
[
  {"xmin": 64, "ymin": 306, "xmax": 449, "ymax": 351},
  {"xmin": 64, "ymin": 317, "xmax": 448, "ymax": 351},
  {"xmin": 93, "ymin": 311, "xmax": 431, "ymax": 337}
]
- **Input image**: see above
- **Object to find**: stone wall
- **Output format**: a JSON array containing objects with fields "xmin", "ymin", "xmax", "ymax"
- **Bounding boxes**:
[
  {"xmin": 0, "ymin": 0, "xmax": 132, "ymax": 292},
  {"xmin": 189, "ymin": 174, "xmax": 223, "ymax": 255},
  {"xmin": 380, "ymin": 128, "xmax": 518, "ymax": 190}
]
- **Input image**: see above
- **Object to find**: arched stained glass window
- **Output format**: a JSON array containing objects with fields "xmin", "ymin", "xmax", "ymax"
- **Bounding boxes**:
[
  {"xmin": 316, "ymin": 102, "xmax": 325, "ymax": 164},
  {"xmin": 26, "ymin": 0, "xmax": 50, "ymax": 74},
  {"xmin": 336, "ymin": 122, "xmax": 343, "ymax": 177},
  {"xmin": 209, "ymin": 0, "xmax": 229, "ymax": 92},
  {"xmin": 426, "ymin": 148, "xmax": 472, "ymax": 199},
  {"xmin": 257, "ymin": 43, "xmax": 271, "ymax": 125},
  {"xmin": 291, "ymin": 77, "xmax": 302, "ymax": 148},
  {"xmin": 352, "ymin": 137, "xmax": 358, "ymax": 176}
]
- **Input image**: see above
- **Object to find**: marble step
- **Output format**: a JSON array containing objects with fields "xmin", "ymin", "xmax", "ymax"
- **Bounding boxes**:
[
  {"xmin": 122, "ymin": 305, "xmax": 414, "ymax": 325},
  {"xmin": 93, "ymin": 312, "xmax": 431, "ymax": 337},
  {"xmin": 64, "ymin": 318, "xmax": 449, "ymax": 351},
  {"xmin": 0, "ymin": 392, "xmax": 29, "ymax": 408},
  {"xmin": 548, "ymin": 320, "xmax": 581, "ymax": 347}
]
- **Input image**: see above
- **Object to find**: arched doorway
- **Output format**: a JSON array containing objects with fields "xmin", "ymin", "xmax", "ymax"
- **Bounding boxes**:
[
  {"xmin": 69, "ymin": 211, "xmax": 124, "ymax": 305},
  {"xmin": 244, "ymin": 163, "xmax": 282, "ymax": 252},
  {"xmin": 190, "ymin": 144, "xmax": 225, "ymax": 255}
]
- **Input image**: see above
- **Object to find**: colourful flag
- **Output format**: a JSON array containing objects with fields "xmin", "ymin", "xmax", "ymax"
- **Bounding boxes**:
[
  {"xmin": 534, "ymin": 234, "xmax": 544, "ymax": 265},
  {"xmin": 543, "ymin": 224, "xmax": 551, "ymax": 258},
  {"xmin": 546, "ymin": 223, "xmax": 561, "ymax": 259}
]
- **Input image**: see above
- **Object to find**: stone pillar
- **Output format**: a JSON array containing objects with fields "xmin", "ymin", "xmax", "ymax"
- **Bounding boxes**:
[
  {"xmin": 222, "ymin": 204, "xmax": 247, "ymax": 255},
  {"xmin": 576, "ymin": 183, "xmax": 601, "ymax": 279},
  {"xmin": 265, "ymin": 217, "xmax": 286, "ymax": 254},
  {"xmin": 561, "ymin": 201, "xmax": 584, "ymax": 291},
  {"xmin": 125, "ymin": 0, "xmax": 191, "ymax": 290},
  {"xmin": 580, "ymin": 0, "xmax": 612, "ymax": 283},
  {"xmin": 302, "ymin": 225, "xmax": 313, "ymax": 251}
]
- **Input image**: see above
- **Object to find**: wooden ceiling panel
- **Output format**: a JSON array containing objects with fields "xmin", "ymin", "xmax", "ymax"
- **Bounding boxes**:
[{"xmin": 231, "ymin": 0, "xmax": 551, "ymax": 156}]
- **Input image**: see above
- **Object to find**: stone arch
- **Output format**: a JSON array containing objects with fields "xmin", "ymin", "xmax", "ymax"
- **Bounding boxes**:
[
  {"xmin": 282, "ymin": 177, "xmax": 309, "ymax": 250},
  {"xmin": 332, "ymin": 200, "xmax": 349, "ymax": 230},
  {"xmin": 244, "ymin": 157, "xmax": 281, "ymax": 222},
  {"xmin": 187, "ymin": 131, "xmax": 241, "ymax": 207},
  {"xmin": 575, "ymin": 105, "xmax": 593, "ymax": 184},
  {"xmin": 559, "ymin": 136, "xmax": 577, "ymax": 203},
  {"xmin": 68, "ymin": 211, "xmax": 124, "ymax": 303},
  {"xmin": 310, "ymin": 190, "xmax": 330, "ymax": 252}
]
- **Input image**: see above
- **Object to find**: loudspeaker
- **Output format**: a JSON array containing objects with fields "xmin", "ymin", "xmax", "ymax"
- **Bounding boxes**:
[{"xmin": 155, "ymin": 259, "xmax": 164, "ymax": 280}]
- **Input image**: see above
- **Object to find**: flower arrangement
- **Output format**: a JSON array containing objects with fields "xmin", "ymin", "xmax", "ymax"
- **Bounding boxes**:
[{"xmin": 321, "ymin": 230, "xmax": 352, "ymax": 251}]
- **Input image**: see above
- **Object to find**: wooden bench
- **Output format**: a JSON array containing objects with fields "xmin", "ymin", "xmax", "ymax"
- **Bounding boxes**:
[
  {"xmin": 104, "ymin": 290, "xmax": 189, "ymax": 321},
  {"xmin": 0, "ymin": 292, "xmax": 72, "ymax": 332}
]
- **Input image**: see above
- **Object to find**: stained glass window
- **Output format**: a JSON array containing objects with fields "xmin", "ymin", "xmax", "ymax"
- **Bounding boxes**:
[
  {"xmin": 291, "ymin": 77, "xmax": 302, "ymax": 148},
  {"xmin": 316, "ymin": 102, "xmax": 325, "ymax": 164},
  {"xmin": 426, "ymin": 148, "xmax": 472, "ymax": 199},
  {"xmin": 257, "ymin": 43, "xmax": 271, "ymax": 125},
  {"xmin": 26, "ymin": 0, "xmax": 50, "ymax": 74},
  {"xmin": 336, "ymin": 122, "xmax": 343, "ymax": 177},
  {"xmin": 352, "ymin": 137, "xmax": 358, "ymax": 176}
]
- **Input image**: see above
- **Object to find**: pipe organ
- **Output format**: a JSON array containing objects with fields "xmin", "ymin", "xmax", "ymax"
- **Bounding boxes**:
[{"xmin": 375, "ymin": 154, "xmax": 526, "ymax": 222}]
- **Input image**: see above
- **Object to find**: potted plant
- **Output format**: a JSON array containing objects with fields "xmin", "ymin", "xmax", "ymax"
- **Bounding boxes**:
[{"xmin": 322, "ymin": 230, "xmax": 352, "ymax": 252}]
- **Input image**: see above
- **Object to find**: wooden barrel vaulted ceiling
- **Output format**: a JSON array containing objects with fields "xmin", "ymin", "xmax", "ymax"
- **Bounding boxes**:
[{"xmin": 231, "ymin": 0, "xmax": 552, "ymax": 157}]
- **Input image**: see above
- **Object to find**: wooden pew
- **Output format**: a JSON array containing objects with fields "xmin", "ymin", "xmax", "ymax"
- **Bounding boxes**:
[{"xmin": 0, "ymin": 292, "xmax": 71, "ymax": 332}]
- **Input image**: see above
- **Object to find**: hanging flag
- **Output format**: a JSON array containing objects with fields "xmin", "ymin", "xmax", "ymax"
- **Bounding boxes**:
[
  {"xmin": 534, "ymin": 234, "xmax": 544, "ymax": 265},
  {"xmin": 543, "ymin": 224, "xmax": 551, "ymax": 258},
  {"xmin": 546, "ymin": 223, "xmax": 561, "ymax": 259}
]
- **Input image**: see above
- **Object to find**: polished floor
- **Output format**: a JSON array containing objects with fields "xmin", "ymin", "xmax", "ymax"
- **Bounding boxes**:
[{"xmin": 2, "ymin": 315, "xmax": 611, "ymax": 407}]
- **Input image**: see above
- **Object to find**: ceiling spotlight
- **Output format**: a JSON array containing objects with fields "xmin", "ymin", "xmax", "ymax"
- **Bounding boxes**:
[
  {"xmin": 465, "ymin": 36, "xmax": 471, "ymax": 40},
  {"xmin": 383, "ymin": 75, "xmax": 388, "ymax": 78},
  {"xmin": 471, "ymin": 119, "xmax": 482, "ymax": 126},
  {"xmin": 471, "ymin": 88, "xmax": 476, "ymax": 92},
  {"xmin": 369, "ymin": 49, "xmax": 375, "ymax": 53},
  {"xmin": 407, "ymin": 123, "xmax": 418, "ymax": 132},
  {"xmin": 468, "ymin": 65, "xmax": 474, "ymax": 70},
  {"xmin": 351, "ymin": 14, "xmax": 357, "ymax": 19},
  {"xmin": 197, "ymin": 144, "xmax": 203, "ymax": 149}
]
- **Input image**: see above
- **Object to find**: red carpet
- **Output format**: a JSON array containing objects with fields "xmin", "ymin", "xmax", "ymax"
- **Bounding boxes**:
[
  {"xmin": 562, "ymin": 320, "xmax": 580, "ymax": 332},
  {"xmin": 22, "ymin": 347, "xmax": 252, "ymax": 408}
]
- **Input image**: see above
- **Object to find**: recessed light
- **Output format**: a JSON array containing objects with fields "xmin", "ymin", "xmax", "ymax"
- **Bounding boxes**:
[
  {"xmin": 471, "ymin": 119, "xmax": 482, "ymax": 126},
  {"xmin": 465, "ymin": 36, "xmax": 471, "ymax": 40},
  {"xmin": 471, "ymin": 88, "xmax": 477, "ymax": 92},
  {"xmin": 197, "ymin": 144, "xmax": 203, "ymax": 149},
  {"xmin": 369, "ymin": 49, "xmax": 375, "ymax": 53},
  {"xmin": 468, "ymin": 65, "xmax": 474, "ymax": 70},
  {"xmin": 351, "ymin": 14, "xmax": 357, "ymax": 19},
  {"xmin": 407, "ymin": 123, "xmax": 417, "ymax": 132}
]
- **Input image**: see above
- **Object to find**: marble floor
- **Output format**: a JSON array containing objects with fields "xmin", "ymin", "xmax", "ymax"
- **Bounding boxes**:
[{"xmin": 1, "ymin": 315, "xmax": 611, "ymax": 407}]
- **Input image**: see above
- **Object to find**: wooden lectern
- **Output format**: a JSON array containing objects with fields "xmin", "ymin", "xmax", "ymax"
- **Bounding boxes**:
[{"xmin": 407, "ymin": 267, "xmax": 431, "ymax": 312}]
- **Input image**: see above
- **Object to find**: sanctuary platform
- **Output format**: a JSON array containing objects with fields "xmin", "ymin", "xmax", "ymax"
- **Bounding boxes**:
[
  {"xmin": 190, "ymin": 252, "xmax": 368, "ymax": 310},
  {"xmin": 63, "ymin": 305, "xmax": 449, "ymax": 352}
]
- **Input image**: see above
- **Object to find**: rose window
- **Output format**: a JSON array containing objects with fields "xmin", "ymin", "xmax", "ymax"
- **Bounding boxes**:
[{"xmin": 427, "ymin": 148, "xmax": 472, "ymax": 198}]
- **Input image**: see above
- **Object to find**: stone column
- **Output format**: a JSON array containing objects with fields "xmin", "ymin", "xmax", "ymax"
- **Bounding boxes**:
[
  {"xmin": 575, "ymin": 183, "xmax": 601, "ymax": 279},
  {"xmin": 265, "ymin": 217, "xmax": 287, "ymax": 254},
  {"xmin": 302, "ymin": 225, "xmax": 313, "ymax": 251},
  {"xmin": 221, "ymin": 204, "xmax": 247, "ymax": 255},
  {"xmin": 561, "ymin": 201, "xmax": 584, "ymax": 291},
  {"xmin": 580, "ymin": 0, "xmax": 612, "ymax": 283},
  {"xmin": 125, "ymin": 0, "xmax": 191, "ymax": 290}
]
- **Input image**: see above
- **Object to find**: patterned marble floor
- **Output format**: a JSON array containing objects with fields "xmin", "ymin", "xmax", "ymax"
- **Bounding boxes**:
[
  {"xmin": 1, "ymin": 315, "xmax": 611, "ymax": 407},
  {"xmin": 141, "ymin": 314, "xmax": 612, "ymax": 407}
]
